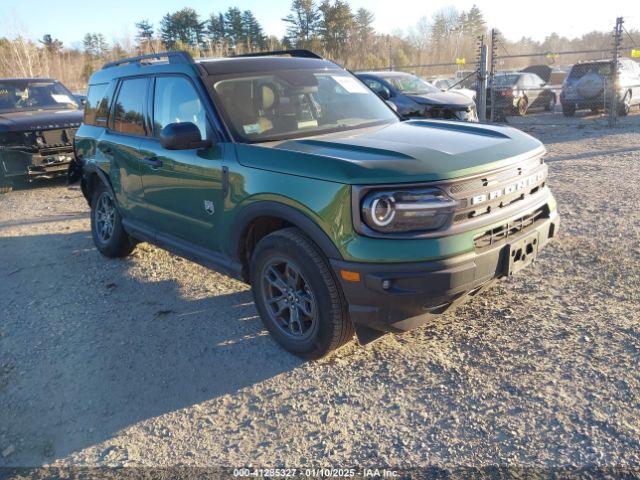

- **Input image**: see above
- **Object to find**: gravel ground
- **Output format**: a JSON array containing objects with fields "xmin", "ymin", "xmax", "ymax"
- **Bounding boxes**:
[{"xmin": 0, "ymin": 110, "xmax": 639, "ymax": 472}]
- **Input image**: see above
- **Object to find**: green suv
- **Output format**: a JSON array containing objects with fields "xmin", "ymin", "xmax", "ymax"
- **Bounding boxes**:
[{"xmin": 74, "ymin": 50, "xmax": 559, "ymax": 359}]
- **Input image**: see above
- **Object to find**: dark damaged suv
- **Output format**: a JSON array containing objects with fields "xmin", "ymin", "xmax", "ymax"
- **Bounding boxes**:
[
  {"xmin": 0, "ymin": 78, "xmax": 82, "ymax": 192},
  {"xmin": 75, "ymin": 51, "xmax": 559, "ymax": 358}
]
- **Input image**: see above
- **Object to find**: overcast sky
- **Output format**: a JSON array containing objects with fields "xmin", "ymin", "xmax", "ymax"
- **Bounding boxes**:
[{"xmin": 0, "ymin": 0, "xmax": 635, "ymax": 48}]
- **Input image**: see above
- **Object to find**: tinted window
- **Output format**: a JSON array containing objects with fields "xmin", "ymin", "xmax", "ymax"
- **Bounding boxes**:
[
  {"xmin": 84, "ymin": 83, "xmax": 108, "ymax": 125},
  {"xmin": 153, "ymin": 76, "xmax": 208, "ymax": 140},
  {"xmin": 112, "ymin": 78, "xmax": 147, "ymax": 136}
]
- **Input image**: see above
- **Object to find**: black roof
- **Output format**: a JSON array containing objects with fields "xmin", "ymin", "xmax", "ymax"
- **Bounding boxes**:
[{"xmin": 198, "ymin": 56, "xmax": 340, "ymax": 75}]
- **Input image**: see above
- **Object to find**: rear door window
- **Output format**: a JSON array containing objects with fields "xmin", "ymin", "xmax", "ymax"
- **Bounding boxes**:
[{"xmin": 112, "ymin": 78, "xmax": 148, "ymax": 136}]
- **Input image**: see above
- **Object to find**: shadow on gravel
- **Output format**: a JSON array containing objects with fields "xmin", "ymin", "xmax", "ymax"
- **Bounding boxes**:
[
  {"xmin": 10, "ymin": 175, "xmax": 68, "ymax": 192},
  {"xmin": 0, "ymin": 231, "xmax": 302, "ymax": 465}
]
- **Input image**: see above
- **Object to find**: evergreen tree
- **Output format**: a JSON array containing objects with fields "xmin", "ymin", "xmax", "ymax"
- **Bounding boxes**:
[
  {"xmin": 224, "ymin": 7, "xmax": 244, "ymax": 48},
  {"xmin": 135, "ymin": 20, "xmax": 154, "ymax": 49},
  {"xmin": 319, "ymin": 0, "xmax": 355, "ymax": 60},
  {"xmin": 39, "ymin": 34, "xmax": 63, "ymax": 54},
  {"xmin": 160, "ymin": 8, "xmax": 205, "ymax": 50},
  {"xmin": 242, "ymin": 10, "xmax": 266, "ymax": 50},
  {"xmin": 283, "ymin": 0, "xmax": 321, "ymax": 48}
]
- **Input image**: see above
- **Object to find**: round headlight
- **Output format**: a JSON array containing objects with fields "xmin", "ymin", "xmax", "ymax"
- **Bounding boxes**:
[{"xmin": 364, "ymin": 193, "xmax": 396, "ymax": 227}]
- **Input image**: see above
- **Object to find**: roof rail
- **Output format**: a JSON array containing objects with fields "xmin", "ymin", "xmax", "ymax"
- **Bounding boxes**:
[
  {"xmin": 102, "ymin": 51, "xmax": 195, "ymax": 70},
  {"xmin": 230, "ymin": 49, "xmax": 323, "ymax": 60}
]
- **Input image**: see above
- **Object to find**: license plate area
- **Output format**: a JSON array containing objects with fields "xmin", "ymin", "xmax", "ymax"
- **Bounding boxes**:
[{"xmin": 506, "ymin": 232, "xmax": 539, "ymax": 276}]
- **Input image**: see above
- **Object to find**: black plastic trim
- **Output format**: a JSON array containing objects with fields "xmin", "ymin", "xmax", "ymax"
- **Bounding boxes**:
[
  {"xmin": 122, "ymin": 218, "xmax": 244, "ymax": 281},
  {"xmin": 230, "ymin": 201, "xmax": 343, "ymax": 261}
]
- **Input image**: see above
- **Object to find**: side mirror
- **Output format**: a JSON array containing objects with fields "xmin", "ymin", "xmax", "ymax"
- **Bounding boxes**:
[
  {"xmin": 159, "ymin": 122, "xmax": 212, "ymax": 150},
  {"xmin": 377, "ymin": 89, "xmax": 390, "ymax": 100}
]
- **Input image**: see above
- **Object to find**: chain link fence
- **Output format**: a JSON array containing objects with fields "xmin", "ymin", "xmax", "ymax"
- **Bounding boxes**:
[{"xmin": 390, "ymin": 16, "xmax": 639, "ymax": 127}]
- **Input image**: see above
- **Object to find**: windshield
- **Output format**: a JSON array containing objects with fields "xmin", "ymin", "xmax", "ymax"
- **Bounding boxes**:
[
  {"xmin": 212, "ymin": 69, "xmax": 398, "ymax": 143},
  {"xmin": 0, "ymin": 80, "xmax": 80, "ymax": 113},
  {"xmin": 494, "ymin": 74, "xmax": 521, "ymax": 87},
  {"xmin": 381, "ymin": 74, "xmax": 439, "ymax": 94}
]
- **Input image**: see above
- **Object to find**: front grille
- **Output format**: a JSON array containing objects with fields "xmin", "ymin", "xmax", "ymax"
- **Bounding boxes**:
[
  {"xmin": 447, "ymin": 157, "xmax": 547, "ymax": 225},
  {"xmin": 39, "ymin": 128, "xmax": 76, "ymax": 148},
  {"xmin": 38, "ymin": 145, "xmax": 74, "ymax": 156},
  {"xmin": 473, "ymin": 206, "xmax": 549, "ymax": 249}
]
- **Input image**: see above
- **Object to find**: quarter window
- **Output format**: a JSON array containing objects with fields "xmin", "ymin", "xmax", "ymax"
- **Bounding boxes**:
[
  {"xmin": 84, "ymin": 83, "xmax": 108, "ymax": 126},
  {"xmin": 153, "ymin": 76, "xmax": 208, "ymax": 140},
  {"xmin": 112, "ymin": 78, "xmax": 147, "ymax": 136}
]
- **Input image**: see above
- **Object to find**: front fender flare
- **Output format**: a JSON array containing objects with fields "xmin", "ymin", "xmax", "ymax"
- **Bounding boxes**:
[{"xmin": 229, "ymin": 200, "xmax": 343, "ymax": 263}]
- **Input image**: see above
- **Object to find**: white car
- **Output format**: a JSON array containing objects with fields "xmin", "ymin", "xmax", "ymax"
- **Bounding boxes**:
[{"xmin": 432, "ymin": 78, "xmax": 477, "ymax": 102}]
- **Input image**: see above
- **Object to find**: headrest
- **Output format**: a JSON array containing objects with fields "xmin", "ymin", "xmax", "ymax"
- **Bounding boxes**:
[{"xmin": 257, "ymin": 83, "xmax": 278, "ymax": 111}]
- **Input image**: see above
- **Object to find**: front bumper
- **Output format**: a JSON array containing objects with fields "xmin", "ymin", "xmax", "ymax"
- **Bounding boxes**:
[
  {"xmin": 332, "ymin": 209, "xmax": 559, "ymax": 337},
  {"xmin": 0, "ymin": 148, "xmax": 73, "ymax": 180}
]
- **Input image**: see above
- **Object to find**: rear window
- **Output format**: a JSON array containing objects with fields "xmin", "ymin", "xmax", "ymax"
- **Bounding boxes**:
[
  {"xmin": 569, "ymin": 62, "xmax": 612, "ymax": 79},
  {"xmin": 83, "ymin": 83, "xmax": 109, "ymax": 125},
  {"xmin": 112, "ymin": 78, "xmax": 147, "ymax": 136}
]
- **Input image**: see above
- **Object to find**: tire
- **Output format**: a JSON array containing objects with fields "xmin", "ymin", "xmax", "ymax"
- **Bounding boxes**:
[
  {"xmin": 544, "ymin": 96, "xmax": 556, "ymax": 112},
  {"xmin": 250, "ymin": 227, "xmax": 354, "ymax": 359},
  {"xmin": 516, "ymin": 97, "xmax": 528, "ymax": 116},
  {"xmin": 618, "ymin": 91, "xmax": 631, "ymax": 116},
  {"xmin": 90, "ymin": 182, "xmax": 136, "ymax": 258},
  {"xmin": 562, "ymin": 103, "xmax": 576, "ymax": 117}
]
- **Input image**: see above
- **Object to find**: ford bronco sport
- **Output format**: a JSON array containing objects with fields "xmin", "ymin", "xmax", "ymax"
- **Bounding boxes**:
[{"xmin": 74, "ymin": 50, "xmax": 559, "ymax": 359}]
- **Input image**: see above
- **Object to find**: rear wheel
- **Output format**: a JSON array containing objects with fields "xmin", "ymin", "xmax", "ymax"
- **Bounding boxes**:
[
  {"xmin": 250, "ymin": 227, "xmax": 353, "ymax": 359},
  {"xmin": 618, "ymin": 91, "xmax": 631, "ymax": 116},
  {"xmin": 516, "ymin": 97, "xmax": 528, "ymax": 116},
  {"xmin": 562, "ymin": 103, "xmax": 576, "ymax": 117},
  {"xmin": 544, "ymin": 96, "xmax": 556, "ymax": 112},
  {"xmin": 90, "ymin": 182, "xmax": 136, "ymax": 258}
]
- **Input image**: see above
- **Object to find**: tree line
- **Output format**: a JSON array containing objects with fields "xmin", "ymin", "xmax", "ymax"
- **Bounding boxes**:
[{"xmin": 0, "ymin": 1, "xmax": 638, "ymax": 91}]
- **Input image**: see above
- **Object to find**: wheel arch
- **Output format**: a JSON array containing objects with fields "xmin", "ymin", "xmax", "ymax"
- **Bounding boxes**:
[
  {"xmin": 230, "ymin": 201, "xmax": 343, "ymax": 283},
  {"xmin": 81, "ymin": 164, "xmax": 115, "ymax": 207}
]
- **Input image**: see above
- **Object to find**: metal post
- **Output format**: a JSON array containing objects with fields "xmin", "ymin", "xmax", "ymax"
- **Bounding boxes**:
[
  {"xmin": 476, "ymin": 36, "xmax": 488, "ymax": 122},
  {"xmin": 609, "ymin": 17, "xmax": 623, "ymax": 127},
  {"xmin": 489, "ymin": 29, "xmax": 499, "ymax": 122}
]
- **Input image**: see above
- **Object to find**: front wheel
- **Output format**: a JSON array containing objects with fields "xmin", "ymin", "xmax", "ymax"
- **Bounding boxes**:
[
  {"xmin": 250, "ymin": 228, "xmax": 354, "ymax": 359},
  {"xmin": 90, "ymin": 182, "xmax": 136, "ymax": 258}
]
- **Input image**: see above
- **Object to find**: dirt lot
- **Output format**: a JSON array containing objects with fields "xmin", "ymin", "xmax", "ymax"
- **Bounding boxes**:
[{"xmin": 0, "ymin": 110, "xmax": 639, "ymax": 472}]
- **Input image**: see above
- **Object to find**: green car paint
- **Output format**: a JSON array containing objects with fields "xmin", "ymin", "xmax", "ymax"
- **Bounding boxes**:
[
  {"xmin": 75, "ymin": 60, "xmax": 557, "ymax": 265},
  {"xmin": 74, "ymin": 52, "xmax": 559, "ymax": 346}
]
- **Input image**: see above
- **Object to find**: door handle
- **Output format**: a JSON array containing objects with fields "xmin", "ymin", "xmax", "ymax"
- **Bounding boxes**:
[{"xmin": 142, "ymin": 156, "xmax": 163, "ymax": 169}]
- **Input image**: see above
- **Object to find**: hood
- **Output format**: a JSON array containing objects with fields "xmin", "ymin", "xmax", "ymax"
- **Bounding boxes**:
[
  {"xmin": 0, "ymin": 109, "xmax": 83, "ymax": 132},
  {"xmin": 236, "ymin": 120, "xmax": 544, "ymax": 185},
  {"xmin": 407, "ymin": 91, "xmax": 474, "ymax": 108}
]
